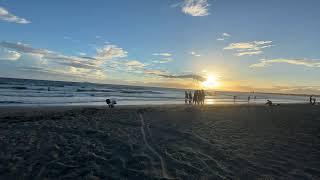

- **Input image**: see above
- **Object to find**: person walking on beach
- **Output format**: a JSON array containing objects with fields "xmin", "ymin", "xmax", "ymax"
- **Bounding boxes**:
[
  {"xmin": 188, "ymin": 91, "xmax": 192, "ymax": 104},
  {"xmin": 185, "ymin": 91, "xmax": 188, "ymax": 104}
]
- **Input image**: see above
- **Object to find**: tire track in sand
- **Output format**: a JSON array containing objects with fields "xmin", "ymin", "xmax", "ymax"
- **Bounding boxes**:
[{"xmin": 138, "ymin": 113, "xmax": 173, "ymax": 179}]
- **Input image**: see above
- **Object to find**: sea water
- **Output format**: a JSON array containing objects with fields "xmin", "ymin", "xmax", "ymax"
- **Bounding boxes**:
[{"xmin": 0, "ymin": 77, "xmax": 311, "ymax": 106}]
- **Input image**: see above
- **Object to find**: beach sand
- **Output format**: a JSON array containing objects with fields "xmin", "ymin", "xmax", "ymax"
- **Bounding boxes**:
[{"xmin": 0, "ymin": 104, "xmax": 320, "ymax": 179}]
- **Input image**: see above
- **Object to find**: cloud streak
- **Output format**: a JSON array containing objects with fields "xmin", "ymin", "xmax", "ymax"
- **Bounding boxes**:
[
  {"xmin": 217, "ymin": 33, "xmax": 231, "ymax": 41},
  {"xmin": 152, "ymin": 53, "xmax": 172, "ymax": 57},
  {"xmin": 96, "ymin": 45, "xmax": 128, "ymax": 60},
  {"xmin": 190, "ymin": 51, "xmax": 201, "ymax": 57},
  {"xmin": 0, "ymin": 7, "xmax": 30, "ymax": 24},
  {"xmin": 0, "ymin": 48, "xmax": 21, "ymax": 60},
  {"xmin": 224, "ymin": 41, "xmax": 273, "ymax": 56},
  {"xmin": 182, "ymin": 0, "xmax": 210, "ymax": 17},
  {"xmin": 0, "ymin": 41, "xmax": 132, "ymax": 71},
  {"xmin": 250, "ymin": 58, "xmax": 320, "ymax": 68}
]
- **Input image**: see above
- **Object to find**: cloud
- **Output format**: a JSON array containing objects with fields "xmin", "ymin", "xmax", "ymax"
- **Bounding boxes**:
[
  {"xmin": 159, "ymin": 74, "xmax": 206, "ymax": 81},
  {"xmin": 250, "ymin": 58, "xmax": 320, "ymax": 68},
  {"xmin": 96, "ymin": 44, "xmax": 128, "ymax": 60},
  {"xmin": 19, "ymin": 66, "xmax": 107, "ymax": 80},
  {"xmin": 0, "ymin": 7, "xmax": 30, "ymax": 24},
  {"xmin": 0, "ymin": 41, "xmax": 51, "ymax": 55},
  {"xmin": 223, "ymin": 33, "xmax": 231, "ymax": 37},
  {"xmin": 152, "ymin": 53, "xmax": 172, "ymax": 57},
  {"xmin": 190, "ymin": 51, "xmax": 201, "ymax": 57},
  {"xmin": 224, "ymin": 41, "xmax": 273, "ymax": 56},
  {"xmin": 0, "ymin": 41, "xmax": 101, "ymax": 70},
  {"xmin": 217, "ymin": 32, "xmax": 231, "ymax": 41},
  {"xmin": 236, "ymin": 51, "xmax": 263, "ymax": 57},
  {"xmin": 182, "ymin": 0, "xmax": 210, "ymax": 17},
  {"xmin": 0, "ymin": 48, "xmax": 21, "ymax": 60},
  {"xmin": 125, "ymin": 60, "xmax": 146, "ymax": 69},
  {"xmin": 152, "ymin": 58, "xmax": 172, "ymax": 64},
  {"xmin": 144, "ymin": 69, "xmax": 168, "ymax": 76}
]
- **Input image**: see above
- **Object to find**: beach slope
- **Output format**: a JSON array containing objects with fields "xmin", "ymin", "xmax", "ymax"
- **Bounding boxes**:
[{"xmin": 0, "ymin": 105, "xmax": 320, "ymax": 179}]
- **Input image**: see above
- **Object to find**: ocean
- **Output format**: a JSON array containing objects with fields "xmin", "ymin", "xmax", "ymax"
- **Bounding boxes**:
[{"xmin": 0, "ymin": 77, "xmax": 311, "ymax": 106}]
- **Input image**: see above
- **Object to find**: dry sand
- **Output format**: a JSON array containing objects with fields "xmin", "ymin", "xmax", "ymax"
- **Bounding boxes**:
[{"xmin": 0, "ymin": 104, "xmax": 320, "ymax": 179}]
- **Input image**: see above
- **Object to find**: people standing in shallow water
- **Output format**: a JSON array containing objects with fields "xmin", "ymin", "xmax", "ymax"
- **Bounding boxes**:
[{"xmin": 193, "ymin": 90, "xmax": 198, "ymax": 104}]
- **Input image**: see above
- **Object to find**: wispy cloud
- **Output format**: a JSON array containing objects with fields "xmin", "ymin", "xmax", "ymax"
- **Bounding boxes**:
[
  {"xmin": 125, "ymin": 60, "xmax": 146, "ymax": 69},
  {"xmin": 152, "ymin": 53, "xmax": 173, "ymax": 64},
  {"xmin": 181, "ymin": 0, "xmax": 210, "ymax": 17},
  {"xmin": 224, "ymin": 41, "xmax": 273, "ymax": 56},
  {"xmin": 144, "ymin": 68, "xmax": 205, "ymax": 81},
  {"xmin": 190, "ymin": 51, "xmax": 201, "ymax": 57},
  {"xmin": 0, "ymin": 48, "xmax": 21, "ymax": 60},
  {"xmin": 152, "ymin": 58, "xmax": 172, "ymax": 64},
  {"xmin": 236, "ymin": 51, "xmax": 263, "ymax": 57},
  {"xmin": 152, "ymin": 53, "xmax": 172, "ymax": 57},
  {"xmin": 159, "ymin": 74, "xmax": 206, "ymax": 81},
  {"xmin": 0, "ymin": 7, "xmax": 30, "ymax": 24},
  {"xmin": 217, "ymin": 32, "xmax": 231, "ymax": 41},
  {"xmin": 0, "ymin": 41, "xmax": 129, "ymax": 70},
  {"xmin": 96, "ymin": 44, "xmax": 128, "ymax": 60},
  {"xmin": 250, "ymin": 58, "xmax": 320, "ymax": 68}
]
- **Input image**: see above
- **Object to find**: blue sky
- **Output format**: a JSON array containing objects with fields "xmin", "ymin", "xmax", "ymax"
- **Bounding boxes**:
[{"xmin": 0, "ymin": 0, "xmax": 320, "ymax": 93}]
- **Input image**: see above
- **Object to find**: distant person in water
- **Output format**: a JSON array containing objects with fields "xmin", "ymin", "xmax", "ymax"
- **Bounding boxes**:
[
  {"xmin": 188, "ymin": 91, "xmax": 192, "ymax": 104},
  {"xmin": 233, "ymin": 96, "xmax": 236, "ymax": 104},
  {"xmin": 248, "ymin": 96, "xmax": 251, "ymax": 103},
  {"xmin": 185, "ymin": 91, "xmax": 188, "ymax": 104},
  {"xmin": 310, "ymin": 95, "xmax": 313, "ymax": 104},
  {"xmin": 106, "ymin": 98, "xmax": 117, "ymax": 108}
]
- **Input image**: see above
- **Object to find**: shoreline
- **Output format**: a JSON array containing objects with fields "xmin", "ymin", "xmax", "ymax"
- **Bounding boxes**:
[{"xmin": 0, "ymin": 103, "xmax": 311, "ymax": 114}]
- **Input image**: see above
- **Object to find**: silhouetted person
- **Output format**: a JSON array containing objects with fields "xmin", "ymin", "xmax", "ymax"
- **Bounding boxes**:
[
  {"xmin": 106, "ymin": 98, "xmax": 117, "ymax": 108},
  {"xmin": 266, "ymin": 99, "xmax": 273, "ymax": 106},
  {"xmin": 188, "ymin": 91, "xmax": 192, "ymax": 104},
  {"xmin": 185, "ymin": 91, "xmax": 188, "ymax": 104},
  {"xmin": 310, "ymin": 95, "xmax": 313, "ymax": 104},
  {"xmin": 199, "ymin": 90, "xmax": 204, "ymax": 104},
  {"xmin": 193, "ymin": 91, "xmax": 197, "ymax": 104},
  {"xmin": 248, "ymin": 96, "xmax": 251, "ymax": 103},
  {"xmin": 233, "ymin": 96, "xmax": 236, "ymax": 104}
]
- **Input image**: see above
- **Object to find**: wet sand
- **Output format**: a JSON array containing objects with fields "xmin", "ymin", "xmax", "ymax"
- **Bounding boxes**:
[{"xmin": 0, "ymin": 104, "xmax": 320, "ymax": 179}]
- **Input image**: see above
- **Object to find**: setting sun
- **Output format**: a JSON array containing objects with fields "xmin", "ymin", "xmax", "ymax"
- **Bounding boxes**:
[{"xmin": 202, "ymin": 74, "xmax": 220, "ymax": 89}]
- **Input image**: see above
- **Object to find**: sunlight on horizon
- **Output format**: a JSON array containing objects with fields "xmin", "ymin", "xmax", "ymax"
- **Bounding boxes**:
[{"xmin": 201, "ymin": 74, "xmax": 220, "ymax": 89}]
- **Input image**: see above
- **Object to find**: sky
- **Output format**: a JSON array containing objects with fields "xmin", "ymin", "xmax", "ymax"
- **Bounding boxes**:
[{"xmin": 0, "ymin": 0, "xmax": 320, "ymax": 94}]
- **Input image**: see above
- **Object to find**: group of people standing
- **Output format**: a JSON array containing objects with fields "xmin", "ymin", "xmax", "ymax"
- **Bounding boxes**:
[{"xmin": 185, "ymin": 90, "xmax": 205, "ymax": 105}]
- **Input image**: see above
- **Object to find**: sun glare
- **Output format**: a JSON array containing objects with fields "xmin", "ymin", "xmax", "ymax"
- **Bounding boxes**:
[{"xmin": 202, "ymin": 74, "xmax": 220, "ymax": 89}]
